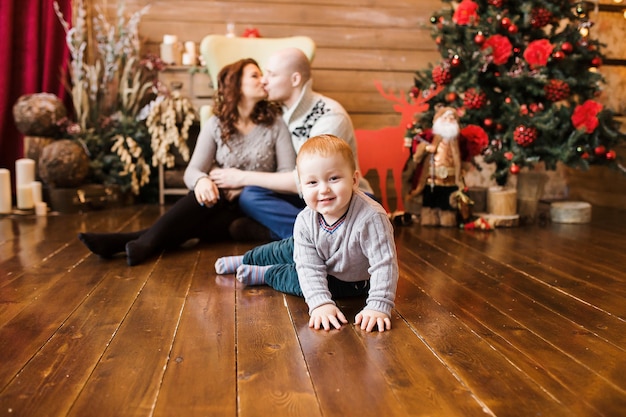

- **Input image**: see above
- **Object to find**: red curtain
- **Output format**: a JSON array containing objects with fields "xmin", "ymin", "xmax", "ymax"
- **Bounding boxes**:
[{"xmin": 0, "ymin": 0, "xmax": 71, "ymax": 177}]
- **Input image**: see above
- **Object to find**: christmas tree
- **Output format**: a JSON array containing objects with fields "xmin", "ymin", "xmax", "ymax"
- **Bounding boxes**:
[{"xmin": 406, "ymin": 0, "xmax": 625, "ymax": 185}]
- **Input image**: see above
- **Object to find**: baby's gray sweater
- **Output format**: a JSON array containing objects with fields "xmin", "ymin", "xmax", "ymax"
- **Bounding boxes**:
[{"xmin": 293, "ymin": 190, "xmax": 398, "ymax": 316}]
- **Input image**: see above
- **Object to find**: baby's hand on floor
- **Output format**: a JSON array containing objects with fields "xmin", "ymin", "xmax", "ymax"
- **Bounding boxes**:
[
  {"xmin": 355, "ymin": 309, "xmax": 391, "ymax": 332},
  {"xmin": 309, "ymin": 304, "xmax": 348, "ymax": 331}
]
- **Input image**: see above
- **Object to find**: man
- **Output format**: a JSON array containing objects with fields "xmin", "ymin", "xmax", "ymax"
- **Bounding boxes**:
[{"xmin": 210, "ymin": 47, "xmax": 372, "ymax": 240}]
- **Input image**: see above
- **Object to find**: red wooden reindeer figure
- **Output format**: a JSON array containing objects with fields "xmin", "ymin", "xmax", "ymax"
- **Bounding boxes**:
[{"xmin": 355, "ymin": 81, "xmax": 437, "ymax": 213}]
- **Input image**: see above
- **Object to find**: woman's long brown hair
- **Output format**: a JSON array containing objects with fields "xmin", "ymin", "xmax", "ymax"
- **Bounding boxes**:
[{"xmin": 213, "ymin": 58, "xmax": 282, "ymax": 143}]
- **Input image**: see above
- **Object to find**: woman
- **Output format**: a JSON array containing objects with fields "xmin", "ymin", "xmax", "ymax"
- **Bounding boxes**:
[{"xmin": 78, "ymin": 58, "xmax": 296, "ymax": 266}]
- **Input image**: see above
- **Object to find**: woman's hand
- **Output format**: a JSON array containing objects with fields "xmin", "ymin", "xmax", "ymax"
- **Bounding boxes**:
[
  {"xmin": 309, "ymin": 304, "xmax": 348, "ymax": 331},
  {"xmin": 355, "ymin": 309, "xmax": 391, "ymax": 332},
  {"xmin": 210, "ymin": 168, "xmax": 246, "ymax": 189},
  {"xmin": 194, "ymin": 177, "xmax": 220, "ymax": 207}
]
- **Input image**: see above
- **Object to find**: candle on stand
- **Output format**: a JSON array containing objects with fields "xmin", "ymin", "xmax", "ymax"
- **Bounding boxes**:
[
  {"xmin": 16, "ymin": 158, "xmax": 36, "ymax": 187},
  {"xmin": 0, "ymin": 168, "xmax": 12, "ymax": 214},
  {"xmin": 160, "ymin": 34, "xmax": 182, "ymax": 65},
  {"xmin": 17, "ymin": 184, "xmax": 34, "ymax": 210},
  {"xmin": 31, "ymin": 181, "xmax": 43, "ymax": 204}
]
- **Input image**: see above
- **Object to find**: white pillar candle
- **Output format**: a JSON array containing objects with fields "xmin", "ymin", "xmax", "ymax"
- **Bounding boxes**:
[
  {"xmin": 163, "ymin": 34, "xmax": 178, "ymax": 45},
  {"xmin": 184, "ymin": 41, "xmax": 196, "ymax": 53},
  {"xmin": 182, "ymin": 52, "xmax": 196, "ymax": 65},
  {"xmin": 35, "ymin": 201, "xmax": 48, "ymax": 216},
  {"xmin": 17, "ymin": 184, "xmax": 34, "ymax": 210},
  {"xmin": 0, "ymin": 168, "xmax": 11, "ymax": 214},
  {"xmin": 31, "ymin": 181, "xmax": 43, "ymax": 204},
  {"xmin": 15, "ymin": 158, "xmax": 36, "ymax": 187}
]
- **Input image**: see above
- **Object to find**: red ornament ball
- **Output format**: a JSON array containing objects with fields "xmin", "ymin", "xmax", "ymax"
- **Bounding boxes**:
[
  {"xmin": 561, "ymin": 42, "xmax": 574, "ymax": 54},
  {"xmin": 484, "ymin": 118, "xmax": 494, "ymax": 128},
  {"xmin": 520, "ymin": 104, "xmax": 529, "ymax": 115},
  {"xmin": 544, "ymin": 79, "xmax": 570, "ymax": 102},
  {"xmin": 553, "ymin": 51, "xmax": 565, "ymax": 61},
  {"xmin": 504, "ymin": 151, "xmax": 514, "ymax": 161},
  {"xmin": 513, "ymin": 125, "xmax": 538, "ymax": 147},
  {"xmin": 510, "ymin": 164, "xmax": 520, "ymax": 175},
  {"xmin": 474, "ymin": 33, "xmax": 485, "ymax": 45},
  {"xmin": 531, "ymin": 7, "xmax": 553, "ymax": 28},
  {"xmin": 445, "ymin": 92, "xmax": 458, "ymax": 102},
  {"xmin": 432, "ymin": 65, "xmax": 452, "ymax": 85},
  {"xmin": 591, "ymin": 56, "xmax": 602, "ymax": 67},
  {"xmin": 606, "ymin": 150, "xmax": 617, "ymax": 160},
  {"xmin": 501, "ymin": 17, "xmax": 512, "ymax": 29},
  {"xmin": 507, "ymin": 24, "xmax": 518, "ymax": 34},
  {"xmin": 451, "ymin": 56, "xmax": 461, "ymax": 67},
  {"xmin": 594, "ymin": 145, "xmax": 606, "ymax": 156},
  {"xmin": 463, "ymin": 88, "xmax": 487, "ymax": 109}
]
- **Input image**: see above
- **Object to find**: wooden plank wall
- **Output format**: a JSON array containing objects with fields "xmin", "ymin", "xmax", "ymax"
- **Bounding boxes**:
[
  {"xmin": 120, "ymin": 0, "xmax": 441, "ymax": 130},
  {"xmin": 108, "ymin": 0, "xmax": 626, "ymax": 208}
]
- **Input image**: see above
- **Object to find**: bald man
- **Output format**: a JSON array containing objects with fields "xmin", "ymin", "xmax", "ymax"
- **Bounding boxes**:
[{"xmin": 210, "ymin": 48, "xmax": 373, "ymax": 241}]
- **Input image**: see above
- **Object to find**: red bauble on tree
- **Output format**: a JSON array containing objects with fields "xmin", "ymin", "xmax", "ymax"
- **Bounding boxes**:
[
  {"xmin": 561, "ymin": 42, "xmax": 574, "ymax": 54},
  {"xmin": 463, "ymin": 88, "xmax": 487, "ymax": 109},
  {"xmin": 432, "ymin": 65, "xmax": 452, "ymax": 85},
  {"xmin": 445, "ymin": 92, "xmax": 458, "ymax": 102},
  {"xmin": 531, "ymin": 7, "xmax": 552, "ymax": 28},
  {"xmin": 594, "ymin": 145, "xmax": 606, "ymax": 156},
  {"xmin": 513, "ymin": 125, "xmax": 538, "ymax": 147},
  {"xmin": 474, "ymin": 32, "xmax": 485, "ymax": 45},
  {"xmin": 544, "ymin": 79, "xmax": 570, "ymax": 102}
]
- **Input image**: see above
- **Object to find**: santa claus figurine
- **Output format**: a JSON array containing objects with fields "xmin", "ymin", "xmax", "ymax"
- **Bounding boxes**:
[{"xmin": 410, "ymin": 107, "xmax": 465, "ymax": 227}]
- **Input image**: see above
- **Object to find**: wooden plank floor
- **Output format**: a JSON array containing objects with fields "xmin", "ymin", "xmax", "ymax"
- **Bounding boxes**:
[{"xmin": 0, "ymin": 203, "xmax": 625, "ymax": 417}]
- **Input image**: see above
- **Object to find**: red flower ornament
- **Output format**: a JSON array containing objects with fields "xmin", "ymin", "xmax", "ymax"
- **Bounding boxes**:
[
  {"xmin": 571, "ymin": 100, "xmax": 603, "ymax": 133},
  {"xmin": 523, "ymin": 39, "xmax": 554, "ymax": 68},
  {"xmin": 242, "ymin": 28, "xmax": 261, "ymax": 38},
  {"xmin": 482, "ymin": 35, "xmax": 513, "ymax": 65},
  {"xmin": 460, "ymin": 124, "xmax": 489, "ymax": 160},
  {"xmin": 453, "ymin": 0, "xmax": 479, "ymax": 26}
]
